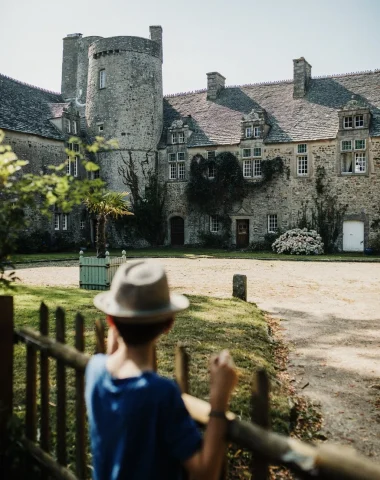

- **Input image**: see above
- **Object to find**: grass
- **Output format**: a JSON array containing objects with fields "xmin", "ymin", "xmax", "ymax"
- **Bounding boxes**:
[
  {"xmin": 10, "ymin": 247, "xmax": 380, "ymax": 263},
  {"xmin": 7, "ymin": 284, "xmax": 291, "ymax": 478}
]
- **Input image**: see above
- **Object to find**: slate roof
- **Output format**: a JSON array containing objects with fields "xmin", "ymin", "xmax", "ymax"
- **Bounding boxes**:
[
  {"xmin": 163, "ymin": 70, "xmax": 380, "ymax": 147},
  {"xmin": 0, "ymin": 73, "xmax": 66, "ymax": 140}
]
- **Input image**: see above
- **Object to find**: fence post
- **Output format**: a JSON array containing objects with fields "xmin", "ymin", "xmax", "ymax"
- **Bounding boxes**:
[
  {"xmin": 233, "ymin": 274, "xmax": 247, "ymax": 301},
  {"xmin": 122, "ymin": 250, "xmax": 127, "ymax": 262},
  {"xmin": 95, "ymin": 318, "xmax": 106, "ymax": 354},
  {"xmin": 250, "ymin": 369, "xmax": 270, "ymax": 479},
  {"xmin": 175, "ymin": 343, "xmax": 189, "ymax": 394},
  {"xmin": 0, "ymin": 296, "xmax": 14, "ymax": 454},
  {"xmin": 75, "ymin": 313, "xmax": 86, "ymax": 479}
]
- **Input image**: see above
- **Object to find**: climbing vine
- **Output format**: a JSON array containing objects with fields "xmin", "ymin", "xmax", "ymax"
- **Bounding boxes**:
[{"xmin": 186, "ymin": 152, "xmax": 285, "ymax": 246}]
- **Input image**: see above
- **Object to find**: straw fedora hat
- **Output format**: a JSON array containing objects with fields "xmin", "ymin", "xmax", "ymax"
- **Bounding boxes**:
[{"xmin": 93, "ymin": 260, "xmax": 189, "ymax": 323}]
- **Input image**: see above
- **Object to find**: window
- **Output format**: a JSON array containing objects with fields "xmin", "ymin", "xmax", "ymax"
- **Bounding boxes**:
[
  {"xmin": 210, "ymin": 215, "xmax": 219, "ymax": 233},
  {"xmin": 168, "ymin": 153, "xmax": 176, "ymax": 162},
  {"xmin": 169, "ymin": 163, "xmax": 177, "ymax": 180},
  {"xmin": 245, "ymin": 127, "xmax": 252, "ymax": 138},
  {"xmin": 99, "ymin": 69, "xmax": 106, "ymax": 89},
  {"xmin": 177, "ymin": 152, "xmax": 185, "ymax": 161},
  {"xmin": 98, "ymin": 124, "xmax": 104, "ymax": 133},
  {"xmin": 73, "ymin": 156, "xmax": 79, "ymax": 177},
  {"xmin": 72, "ymin": 121, "xmax": 77, "ymax": 134},
  {"xmin": 253, "ymin": 147, "xmax": 262, "ymax": 157},
  {"xmin": 171, "ymin": 133, "xmax": 178, "ymax": 143},
  {"xmin": 208, "ymin": 163, "xmax": 216, "ymax": 179},
  {"xmin": 89, "ymin": 169, "xmax": 100, "ymax": 180},
  {"xmin": 242, "ymin": 148, "xmax": 251, "ymax": 158},
  {"xmin": 253, "ymin": 159, "xmax": 262, "ymax": 177},
  {"xmin": 297, "ymin": 156, "xmax": 308, "ymax": 175},
  {"xmin": 80, "ymin": 221, "xmax": 85, "ymax": 230},
  {"xmin": 341, "ymin": 140, "xmax": 352, "ymax": 151},
  {"xmin": 268, "ymin": 214, "xmax": 278, "ymax": 233},
  {"xmin": 67, "ymin": 142, "xmax": 79, "ymax": 152},
  {"xmin": 355, "ymin": 139, "xmax": 366, "ymax": 150},
  {"xmin": 178, "ymin": 132, "xmax": 185, "ymax": 143},
  {"xmin": 65, "ymin": 119, "xmax": 71, "ymax": 133},
  {"xmin": 66, "ymin": 156, "xmax": 71, "ymax": 175},
  {"xmin": 253, "ymin": 126, "xmax": 261, "ymax": 138},
  {"xmin": 355, "ymin": 115, "xmax": 364, "ymax": 128},
  {"xmin": 243, "ymin": 160, "xmax": 252, "ymax": 178},
  {"xmin": 169, "ymin": 163, "xmax": 185, "ymax": 180},
  {"xmin": 207, "ymin": 151, "xmax": 216, "ymax": 160},
  {"xmin": 62, "ymin": 214, "xmax": 68, "ymax": 231},
  {"xmin": 343, "ymin": 116, "xmax": 353, "ymax": 129},
  {"xmin": 54, "ymin": 214, "xmax": 60, "ymax": 230},
  {"xmin": 178, "ymin": 163, "xmax": 185, "ymax": 179},
  {"xmin": 297, "ymin": 144, "xmax": 307, "ymax": 154},
  {"xmin": 354, "ymin": 152, "xmax": 366, "ymax": 173}
]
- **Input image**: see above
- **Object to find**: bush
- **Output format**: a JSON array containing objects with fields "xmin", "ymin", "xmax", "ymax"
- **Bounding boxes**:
[
  {"xmin": 198, "ymin": 232, "xmax": 228, "ymax": 249},
  {"xmin": 272, "ymin": 228, "xmax": 324, "ymax": 255}
]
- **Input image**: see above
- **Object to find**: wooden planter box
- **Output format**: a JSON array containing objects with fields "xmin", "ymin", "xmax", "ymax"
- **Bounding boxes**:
[{"xmin": 79, "ymin": 250, "xmax": 127, "ymax": 290}]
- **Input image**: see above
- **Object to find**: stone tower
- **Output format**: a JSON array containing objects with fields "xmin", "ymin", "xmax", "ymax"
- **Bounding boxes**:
[{"xmin": 61, "ymin": 27, "xmax": 164, "ymax": 192}]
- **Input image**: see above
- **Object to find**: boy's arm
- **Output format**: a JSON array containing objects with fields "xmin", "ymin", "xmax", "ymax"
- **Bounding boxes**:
[{"xmin": 183, "ymin": 351, "xmax": 237, "ymax": 480}]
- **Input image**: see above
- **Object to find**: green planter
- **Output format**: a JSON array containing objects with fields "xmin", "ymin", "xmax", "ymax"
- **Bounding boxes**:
[{"xmin": 79, "ymin": 250, "xmax": 127, "ymax": 290}]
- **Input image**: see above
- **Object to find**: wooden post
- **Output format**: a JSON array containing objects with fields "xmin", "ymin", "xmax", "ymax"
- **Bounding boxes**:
[
  {"xmin": 56, "ymin": 308, "xmax": 67, "ymax": 466},
  {"xmin": 95, "ymin": 318, "xmax": 105, "ymax": 354},
  {"xmin": 75, "ymin": 313, "xmax": 86, "ymax": 479},
  {"xmin": 0, "ymin": 296, "xmax": 14, "ymax": 453},
  {"xmin": 233, "ymin": 274, "xmax": 247, "ymax": 301},
  {"xmin": 39, "ymin": 303, "xmax": 50, "ymax": 480},
  {"xmin": 250, "ymin": 369, "xmax": 270, "ymax": 479},
  {"xmin": 175, "ymin": 344, "xmax": 189, "ymax": 394},
  {"xmin": 26, "ymin": 344, "xmax": 37, "ymax": 441}
]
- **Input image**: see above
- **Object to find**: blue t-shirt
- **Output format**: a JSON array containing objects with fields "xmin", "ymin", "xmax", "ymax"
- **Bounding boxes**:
[{"xmin": 85, "ymin": 354, "xmax": 202, "ymax": 480}]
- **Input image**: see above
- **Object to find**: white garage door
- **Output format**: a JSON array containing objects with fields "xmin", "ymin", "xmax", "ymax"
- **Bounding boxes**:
[{"xmin": 343, "ymin": 221, "xmax": 364, "ymax": 252}]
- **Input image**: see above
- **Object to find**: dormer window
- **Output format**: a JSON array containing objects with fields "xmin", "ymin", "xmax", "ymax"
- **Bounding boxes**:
[
  {"xmin": 253, "ymin": 127, "xmax": 261, "ymax": 138},
  {"xmin": 65, "ymin": 118, "xmax": 71, "ymax": 133},
  {"xmin": 99, "ymin": 69, "xmax": 106, "ymax": 89},
  {"xmin": 355, "ymin": 115, "xmax": 364, "ymax": 128},
  {"xmin": 245, "ymin": 127, "xmax": 252, "ymax": 138},
  {"xmin": 343, "ymin": 115, "xmax": 364, "ymax": 129},
  {"xmin": 172, "ymin": 132, "xmax": 185, "ymax": 144},
  {"xmin": 343, "ymin": 116, "xmax": 353, "ymax": 129}
]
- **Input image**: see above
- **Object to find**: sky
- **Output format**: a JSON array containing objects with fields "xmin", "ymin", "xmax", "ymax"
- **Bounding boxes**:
[{"xmin": 1, "ymin": 0, "xmax": 379, "ymax": 95}]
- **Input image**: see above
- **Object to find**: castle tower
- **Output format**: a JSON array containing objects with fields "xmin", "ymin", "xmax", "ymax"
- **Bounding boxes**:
[{"xmin": 85, "ymin": 28, "xmax": 164, "ymax": 192}]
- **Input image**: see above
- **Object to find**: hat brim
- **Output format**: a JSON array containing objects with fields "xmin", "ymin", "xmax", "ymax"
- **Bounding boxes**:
[{"xmin": 93, "ymin": 291, "xmax": 190, "ymax": 323}]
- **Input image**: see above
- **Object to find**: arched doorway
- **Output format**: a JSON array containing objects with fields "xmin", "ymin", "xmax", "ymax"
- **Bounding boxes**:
[{"xmin": 170, "ymin": 217, "xmax": 184, "ymax": 245}]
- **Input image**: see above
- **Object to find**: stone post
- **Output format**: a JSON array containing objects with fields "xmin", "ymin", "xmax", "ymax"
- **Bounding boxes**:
[{"xmin": 233, "ymin": 274, "xmax": 247, "ymax": 301}]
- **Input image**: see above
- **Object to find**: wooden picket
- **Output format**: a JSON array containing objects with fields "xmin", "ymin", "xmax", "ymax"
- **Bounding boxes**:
[{"xmin": 2, "ymin": 296, "xmax": 380, "ymax": 479}]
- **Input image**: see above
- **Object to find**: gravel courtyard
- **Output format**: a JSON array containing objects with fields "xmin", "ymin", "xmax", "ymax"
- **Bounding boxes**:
[{"xmin": 15, "ymin": 258, "xmax": 380, "ymax": 459}]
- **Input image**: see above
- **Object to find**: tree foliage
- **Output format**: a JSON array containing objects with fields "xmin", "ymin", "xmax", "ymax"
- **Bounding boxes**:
[
  {"xmin": 0, "ymin": 131, "xmax": 113, "ymax": 286},
  {"xmin": 85, "ymin": 190, "xmax": 132, "ymax": 258}
]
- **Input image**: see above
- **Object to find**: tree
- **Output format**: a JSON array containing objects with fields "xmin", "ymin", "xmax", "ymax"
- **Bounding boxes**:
[
  {"xmin": 0, "ymin": 130, "xmax": 112, "ymax": 286},
  {"xmin": 85, "ymin": 191, "xmax": 132, "ymax": 258}
]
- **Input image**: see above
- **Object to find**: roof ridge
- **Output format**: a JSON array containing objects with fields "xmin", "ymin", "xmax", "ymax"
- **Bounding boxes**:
[
  {"xmin": 313, "ymin": 68, "xmax": 380, "ymax": 79},
  {"xmin": 0, "ymin": 72, "xmax": 61, "ymax": 96}
]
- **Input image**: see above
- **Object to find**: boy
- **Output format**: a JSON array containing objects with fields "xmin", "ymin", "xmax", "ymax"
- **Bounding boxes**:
[{"xmin": 85, "ymin": 260, "xmax": 237, "ymax": 480}]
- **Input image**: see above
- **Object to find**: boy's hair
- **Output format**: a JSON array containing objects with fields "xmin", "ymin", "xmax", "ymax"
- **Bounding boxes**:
[{"xmin": 112, "ymin": 317, "xmax": 173, "ymax": 346}]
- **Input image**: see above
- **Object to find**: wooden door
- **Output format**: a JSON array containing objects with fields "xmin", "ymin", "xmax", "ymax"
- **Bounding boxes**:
[
  {"xmin": 343, "ymin": 221, "xmax": 364, "ymax": 252},
  {"xmin": 236, "ymin": 219, "xmax": 249, "ymax": 247},
  {"xmin": 170, "ymin": 217, "xmax": 184, "ymax": 245}
]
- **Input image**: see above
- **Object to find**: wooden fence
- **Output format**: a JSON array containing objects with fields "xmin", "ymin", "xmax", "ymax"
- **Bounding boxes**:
[
  {"xmin": 2, "ymin": 295, "xmax": 380, "ymax": 479},
  {"xmin": 79, "ymin": 250, "xmax": 127, "ymax": 290}
]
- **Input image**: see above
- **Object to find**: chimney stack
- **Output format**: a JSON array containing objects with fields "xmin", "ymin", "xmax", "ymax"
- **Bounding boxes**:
[
  {"xmin": 293, "ymin": 57, "xmax": 312, "ymax": 98},
  {"xmin": 207, "ymin": 72, "xmax": 225, "ymax": 100},
  {"xmin": 149, "ymin": 25, "xmax": 163, "ymax": 62}
]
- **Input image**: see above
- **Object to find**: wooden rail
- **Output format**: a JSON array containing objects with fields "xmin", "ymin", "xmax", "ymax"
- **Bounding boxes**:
[{"xmin": 2, "ymin": 296, "xmax": 380, "ymax": 479}]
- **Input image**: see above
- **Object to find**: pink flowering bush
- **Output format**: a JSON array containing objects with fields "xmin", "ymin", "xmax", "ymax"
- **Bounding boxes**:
[{"xmin": 272, "ymin": 228, "xmax": 324, "ymax": 255}]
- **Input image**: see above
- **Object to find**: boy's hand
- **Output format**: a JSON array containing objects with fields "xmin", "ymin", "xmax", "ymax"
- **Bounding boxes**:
[{"xmin": 209, "ymin": 350, "xmax": 238, "ymax": 411}]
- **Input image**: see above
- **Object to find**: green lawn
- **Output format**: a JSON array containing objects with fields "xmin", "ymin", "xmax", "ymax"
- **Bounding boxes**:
[
  {"xmin": 7, "ymin": 285, "xmax": 290, "ymax": 478},
  {"xmin": 10, "ymin": 247, "xmax": 380, "ymax": 263}
]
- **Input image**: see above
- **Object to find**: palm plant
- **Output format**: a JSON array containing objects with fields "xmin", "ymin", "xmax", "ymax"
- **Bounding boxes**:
[{"xmin": 85, "ymin": 191, "xmax": 132, "ymax": 258}]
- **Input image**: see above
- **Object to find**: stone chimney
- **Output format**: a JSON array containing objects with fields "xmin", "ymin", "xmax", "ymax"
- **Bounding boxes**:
[
  {"xmin": 293, "ymin": 57, "xmax": 312, "ymax": 98},
  {"xmin": 149, "ymin": 25, "xmax": 163, "ymax": 62},
  {"xmin": 207, "ymin": 72, "xmax": 225, "ymax": 100},
  {"xmin": 61, "ymin": 33, "xmax": 82, "ymax": 100}
]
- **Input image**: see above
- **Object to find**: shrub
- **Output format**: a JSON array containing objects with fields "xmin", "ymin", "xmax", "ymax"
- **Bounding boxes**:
[
  {"xmin": 198, "ymin": 232, "xmax": 228, "ymax": 249},
  {"xmin": 272, "ymin": 228, "xmax": 324, "ymax": 255}
]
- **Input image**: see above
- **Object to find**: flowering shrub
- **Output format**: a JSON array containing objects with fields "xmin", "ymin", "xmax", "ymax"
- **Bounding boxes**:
[{"xmin": 272, "ymin": 228, "xmax": 324, "ymax": 255}]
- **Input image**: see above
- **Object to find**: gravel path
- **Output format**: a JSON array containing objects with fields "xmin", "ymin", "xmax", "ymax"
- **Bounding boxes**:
[{"xmin": 15, "ymin": 258, "xmax": 380, "ymax": 458}]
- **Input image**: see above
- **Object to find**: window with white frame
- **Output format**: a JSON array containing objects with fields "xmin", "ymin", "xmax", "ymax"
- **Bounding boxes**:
[
  {"xmin": 65, "ymin": 118, "xmax": 71, "ymax": 133},
  {"xmin": 54, "ymin": 214, "xmax": 60, "ymax": 230},
  {"xmin": 296, "ymin": 144, "xmax": 308, "ymax": 176},
  {"xmin": 341, "ymin": 140, "xmax": 352, "ymax": 151},
  {"xmin": 245, "ymin": 126, "xmax": 252, "ymax": 138},
  {"xmin": 80, "ymin": 220, "xmax": 85, "ymax": 230},
  {"xmin": 243, "ymin": 160, "xmax": 252, "ymax": 177},
  {"xmin": 242, "ymin": 147, "xmax": 262, "ymax": 178},
  {"xmin": 253, "ymin": 147, "xmax": 262, "ymax": 157},
  {"xmin": 253, "ymin": 159, "xmax": 262, "ymax": 177},
  {"xmin": 343, "ymin": 116, "xmax": 353, "ymax": 129},
  {"xmin": 242, "ymin": 148, "xmax": 251, "ymax": 158},
  {"xmin": 72, "ymin": 121, "xmax": 77, "ymax": 134},
  {"xmin": 62, "ymin": 214, "xmax": 68, "ymax": 231},
  {"xmin": 98, "ymin": 124, "xmax": 104, "ymax": 133},
  {"xmin": 355, "ymin": 115, "xmax": 364, "ymax": 128},
  {"xmin": 177, "ymin": 152, "xmax": 185, "ymax": 161},
  {"xmin": 67, "ymin": 142, "xmax": 79, "ymax": 152},
  {"xmin": 208, "ymin": 162, "xmax": 216, "ymax": 178},
  {"xmin": 66, "ymin": 156, "xmax": 71, "ymax": 175},
  {"xmin": 210, "ymin": 215, "xmax": 220, "ymax": 233},
  {"xmin": 171, "ymin": 133, "xmax": 178, "ymax": 143},
  {"xmin": 171, "ymin": 132, "xmax": 185, "ymax": 144},
  {"xmin": 73, "ymin": 156, "xmax": 79, "ymax": 177},
  {"xmin": 267, "ymin": 214, "xmax": 278, "ymax": 233},
  {"xmin": 253, "ymin": 126, "xmax": 261, "ymax": 138},
  {"xmin": 169, "ymin": 163, "xmax": 177, "ymax": 179},
  {"xmin": 169, "ymin": 161, "xmax": 185, "ymax": 180},
  {"xmin": 168, "ymin": 153, "xmax": 176, "ymax": 162},
  {"xmin": 178, "ymin": 163, "xmax": 185, "ymax": 179},
  {"xmin": 99, "ymin": 69, "xmax": 106, "ymax": 89},
  {"xmin": 355, "ymin": 139, "xmax": 366, "ymax": 150},
  {"xmin": 354, "ymin": 152, "xmax": 366, "ymax": 173}
]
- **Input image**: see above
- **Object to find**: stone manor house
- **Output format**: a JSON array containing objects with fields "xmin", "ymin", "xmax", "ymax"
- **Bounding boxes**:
[{"xmin": 1, "ymin": 25, "xmax": 380, "ymax": 251}]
